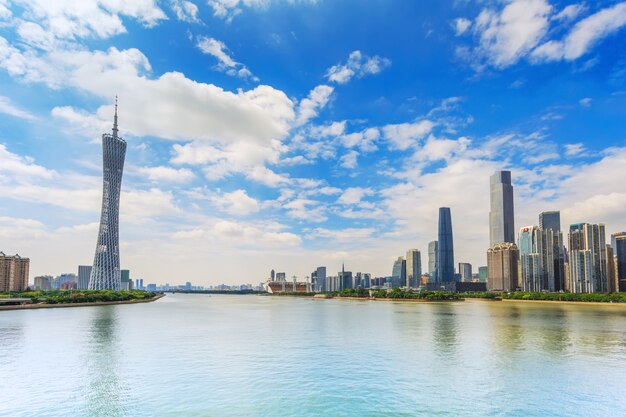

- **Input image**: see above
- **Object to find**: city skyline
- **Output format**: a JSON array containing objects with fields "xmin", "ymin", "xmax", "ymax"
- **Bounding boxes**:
[{"xmin": 1, "ymin": 1, "xmax": 626, "ymax": 284}]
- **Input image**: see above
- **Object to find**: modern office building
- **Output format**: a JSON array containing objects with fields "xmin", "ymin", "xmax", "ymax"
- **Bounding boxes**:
[
  {"xmin": 311, "ymin": 266, "xmax": 326, "ymax": 292},
  {"xmin": 606, "ymin": 245, "xmax": 617, "ymax": 293},
  {"xmin": 428, "ymin": 241, "xmax": 438, "ymax": 281},
  {"xmin": 34, "ymin": 275, "xmax": 53, "ymax": 290},
  {"xmin": 270, "ymin": 269, "xmax": 275, "ymax": 281},
  {"xmin": 611, "ymin": 232, "xmax": 626, "ymax": 254},
  {"xmin": 275, "ymin": 272, "xmax": 286, "ymax": 281},
  {"xmin": 569, "ymin": 223, "xmax": 609, "ymax": 292},
  {"xmin": 89, "ymin": 99, "xmax": 127, "ymax": 290},
  {"xmin": 121, "ymin": 269, "xmax": 130, "ymax": 290},
  {"xmin": 616, "ymin": 236, "xmax": 626, "ymax": 292},
  {"xmin": 437, "ymin": 207, "xmax": 455, "ymax": 283},
  {"xmin": 489, "ymin": 170, "xmax": 515, "ymax": 246},
  {"xmin": 0, "ymin": 253, "xmax": 30, "ymax": 292},
  {"xmin": 487, "ymin": 242, "xmax": 519, "ymax": 292},
  {"xmin": 568, "ymin": 223, "xmax": 607, "ymax": 293},
  {"xmin": 406, "ymin": 249, "xmax": 422, "ymax": 287},
  {"xmin": 539, "ymin": 211, "xmax": 561, "ymax": 232},
  {"xmin": 519, "ymin": 226, "xmax": 543, "ymax": 292},
  {"xmin": 77, "ymin": 265, "xmax": 92, "ymax": 290},
  {"xmin": 391, "ymin": 257, "xmax": 406, "ymax": 288},
  {"xmin": 538, "ymin": 211, "xmax": 565, "ymax": 292},
  {"xmin": 458, "ymin": 263, "xmax": 472, "ymax": 282},
  {"xmin": 478, "ymin": 266, "xmax": 488, "ymax": 282},
  {"xmin": 339, "ymin": 264, "xmax": 353, "ymax": 290}
]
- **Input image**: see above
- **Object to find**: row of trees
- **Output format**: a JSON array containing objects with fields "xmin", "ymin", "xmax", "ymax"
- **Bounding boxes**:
[{"xmin": 0, "ymin": 290, "xmax": 158, "ymax": 304}]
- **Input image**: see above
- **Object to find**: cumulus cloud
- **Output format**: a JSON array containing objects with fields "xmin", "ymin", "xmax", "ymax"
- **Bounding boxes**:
[
  {"xmin": 473, "ymin": 0, "xmax": 552, "ymax": 68},
  {"xmin": 461, "ymin": 1, "xmax": 626, "ymax": 69},
  {"xmin": 339, "ymin": 150, "xmax": 359, "ymax": 169},
  {"xmin": 326, "ymin": 50, "xmax": 391, "ymax": 84},
  {"xmin": 10, "ymin": 0, "xmax": 166, "ymax": 43},
  {"xmin": 382, "ymin": 120, "xmax": 435, "ymax": 151},
  {"xmin": 171, "ymin": 0, "xmax": 200, "ymax": 23},
  {"xmin": 338, "ymin": 187, "xmax": 374, "ymax": 205},
  {"xmin": 295, "ymin": 84, "xmax": 334, "ymax": 126}
]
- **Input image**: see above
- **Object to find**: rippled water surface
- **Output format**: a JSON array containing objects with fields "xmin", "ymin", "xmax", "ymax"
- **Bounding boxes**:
[{"xmin": 1, "ymin": 294, "xmax": 626, "ymax": 416}]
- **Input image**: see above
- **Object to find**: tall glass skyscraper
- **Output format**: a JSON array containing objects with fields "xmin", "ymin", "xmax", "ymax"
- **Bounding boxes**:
[
  {"xmin": 489, "ymin": 170, "xmax": 515, "ymax": 246},
  {"xmin": 406, "ymin": 249, "xmax": 422, "ymax": 287},
  {"xmin": 428, "ymin": 241, "xmax": 438, "ymax": 280},
  {"xmin": 539, "ymin": 211, "xmax": 561, "ymax": 232},
  {"xmin": 437, "ymin": 207, "xmax": 455, "ymax": 283},
  {"xmin": 89, "ymin": 100, "xmax": 127, "ymax": 290}
]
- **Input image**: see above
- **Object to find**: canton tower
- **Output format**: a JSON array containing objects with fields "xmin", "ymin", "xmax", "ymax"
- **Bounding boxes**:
[{"xmin": 88, "ymin": 98, "xmax": 127, "ymax": 290}]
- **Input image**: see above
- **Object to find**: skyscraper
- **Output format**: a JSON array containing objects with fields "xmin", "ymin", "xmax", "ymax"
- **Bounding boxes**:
[
  {"xmin": 519, "ymin": 226, "xmax": 543, "ymax": 292},
  {"xmin": 489, "ymin": 170, "xmax": 515, "ymax": 246},
  {"xmin": 458, "ymin": 263, "xmax": 472, "ymax": 282},
  {"xmin": 437, "ymin": 207, "xmax": 455, "ymax": 283},
  {"xmin": 614, "ymin": 236, "xmax": 626, "ymax": 291},
  {"xmin": 77, "ymin": 265, "xmax": 92, "ymax": 290},
  {"xmin": 311, "ymin": 266, "xmax": 326, "ymax": 292},
  {"xmin": 406, "ymin": 249, "xmax": 422, "ymax": 287},
  {"xmin": 568, "ymin": 223, "xmax": 607, "ymax": 293},
  {"xmin": 428, "ymin": 241, "xmax": 438, "ymax": 280},
  {"xmin": 0, "ymin": 252, "xmax": 30, "ymax": 292},
  {"xmin": 339, "ymin": 263, "xmax": 353, "ymax": 290},
  {"xmin": 487, "ymin": 242, "xmax": 519, "ymax": 291},
  {"xmin": 391, "ymin": 257, "xmax": 406, "ymax": 288},
  {"xmin": 539, "ymin": 212, "xmax": 565, "ymax": 292},
  {"xmin": 539, "ymin": 211, "xmax": 561, "ymax": 232},
  {"xmin": 89, "ymin": 99, "xmax": 127, "ymax": 290}
]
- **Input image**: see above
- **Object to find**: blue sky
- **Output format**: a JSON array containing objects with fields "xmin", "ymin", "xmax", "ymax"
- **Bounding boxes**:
[{"xmin": 1, "ymin": 0, "xmax": 626, "ymax": 284}]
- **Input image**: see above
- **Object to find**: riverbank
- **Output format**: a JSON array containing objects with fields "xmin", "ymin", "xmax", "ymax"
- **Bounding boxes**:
[
  {"xmin": 498, "ymin": 298, "xmax": 626, "ymax": 307},
  {"xmin": 0, "ymin": 293, "xmax": 165, "ymax": 311}
]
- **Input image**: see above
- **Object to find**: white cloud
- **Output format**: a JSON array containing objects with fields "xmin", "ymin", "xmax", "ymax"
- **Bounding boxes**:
[
  {"xmin": 136, "ymin": 166, "xmax": 195, "ymax": 183},
  {"xmin": 326, "ymin": 50, "xmax": 391, "ymax": 84},
  {"xmin": 295, "ymin": 84, "xmax": 334, "ymax": 126},
  {"xmin": 564, "ymin": 143, "xmax": 585, "ymax": 156},
  {"xmin": 196, "ymin": 36, "xmax": 257, "ymax": 80},
  {"xmin": 454, "ymin": 18, "xmax": 471, "ymax": 36},
  {"xmin": 171, "ymin": 0, "xmax": 200, "ymax": 23},
  {"xmin": 0, "ymin": 144, "xmax": 54, "ymax": 179},
  {"xmin": 11, "ymin": 0, "xmax": 167, "ymax": 42},
  {"xmin": 579, "ymin": 97, "xmax": 592, "ymax": 107},
  {"xmin": 473, "ymin": 0, "xmax": 552, "ymax": 68},
  {"xmin": 339, "ymin": 150, "xmax": 358, "ymax": 169},
  {"xmin": 553, "ymin": 3, "xmax": 586, "ymax": 22},
  {"xmin": 533, "ymin": 3, "xmax": 626, "ymax": 62},
  {"xmin": 0, "ymin": 95, "xmax": 37, "ymax": 121},
  {"xmin": 207, "ymin": 0, "xmax": 318, "ymax": 22},
  {"xmin": 210, "ymin": 189, "xmax": 260, "ymax": 215},
  {"xmin": 0, "ymin": 0, "xmax": 11, "ymax": 20},
  {"xmin": 338, "ymin": 187, "xmax": 374, "ymax": 205},
  {"xmin": 382, "ymin": 120, "xmax": 434, "ymax": 151},
  {"xmin": 283, "ymin": 198, "xmax": 327, "ymax": 222}
]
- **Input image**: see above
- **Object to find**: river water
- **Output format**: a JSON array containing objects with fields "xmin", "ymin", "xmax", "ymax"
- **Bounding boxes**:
[{"xmin": 1, "ymin": 294, "xmax": 625, "ymax": 416}]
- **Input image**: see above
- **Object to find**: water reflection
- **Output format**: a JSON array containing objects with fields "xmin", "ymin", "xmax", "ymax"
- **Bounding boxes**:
[
  {"xmin": 493, "ymin": 304, "xmax": 524, "ymax": 353},
  {"xmin": 539, "ymin": 308, "xmax": 571, "ymax": 354},
  {"xmin": 85, "ymin": 306, "xmax": 124, "ymax": 417},
  {"xmin": 432, "ymin": 304, "xmax": 458, "ymax": 357}
]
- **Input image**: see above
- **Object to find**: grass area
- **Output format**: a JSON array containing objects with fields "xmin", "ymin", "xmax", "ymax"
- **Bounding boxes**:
[{"xmin": 0, "ymin": 290, "xmax": 159, "ymax": 304}]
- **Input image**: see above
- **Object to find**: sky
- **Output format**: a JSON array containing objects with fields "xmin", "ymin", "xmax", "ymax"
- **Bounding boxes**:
[{"xmin": 1, "ymin": 0, "xmax": 626, "ymax": 285}]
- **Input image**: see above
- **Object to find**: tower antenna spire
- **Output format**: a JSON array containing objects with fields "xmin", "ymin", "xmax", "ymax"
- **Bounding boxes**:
[{"xmin": 113, "ymin": 95, "xmax": 119, "ymax": 138}]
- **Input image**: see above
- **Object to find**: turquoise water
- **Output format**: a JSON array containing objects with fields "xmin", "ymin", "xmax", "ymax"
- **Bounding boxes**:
[{"xmin": 1, "ymin": 294, "xmax": 625, "ymax": 416}]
